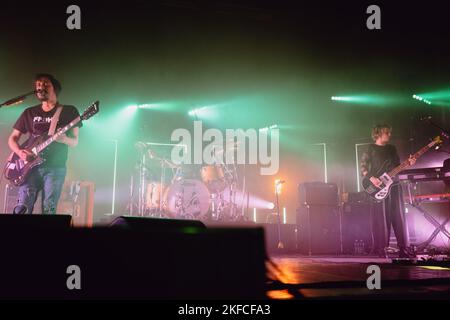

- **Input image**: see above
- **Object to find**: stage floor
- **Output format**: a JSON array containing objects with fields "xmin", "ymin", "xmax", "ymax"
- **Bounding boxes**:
[{"xmin": 266, "ymin": 254, "xmax": 450, "ymax": 299}]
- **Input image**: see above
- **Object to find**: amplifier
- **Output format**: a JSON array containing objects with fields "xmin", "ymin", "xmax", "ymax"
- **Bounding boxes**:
[
  {"xmin": 298, "ymin": 182, "xmax": 339, "ymax": 206},
  {"xmin": 2, "ymin": 181, "xmax": 94, "ymax": 227}
]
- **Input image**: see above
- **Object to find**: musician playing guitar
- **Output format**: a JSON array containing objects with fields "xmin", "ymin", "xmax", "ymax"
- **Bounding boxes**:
[
  {"xmin": 7, "ymin": 74, "xmax": 82, "ymax": 214},
  {"xmin": 360, "ymin": 124, "xmax": 416, "ymax": 258}
]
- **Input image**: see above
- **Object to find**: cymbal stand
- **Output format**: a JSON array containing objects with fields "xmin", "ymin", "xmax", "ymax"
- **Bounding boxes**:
[
  {"xmin": 125, "ymin": 174, "xmax": 137, "ymax": 216},
  {"xmin": 240, "ymin": 163, "xmax": 247, "ymax": 220},
  {"xmin": 228, "ymin": 163, "xmax": 239, "ymax": 221},
  {"xmin": 158, "ymin": 157, "xmax": 167, "ymax": 216},
  {"xmin": 138, "ymin": 152, "xmax": 147, "ymax": 216}
]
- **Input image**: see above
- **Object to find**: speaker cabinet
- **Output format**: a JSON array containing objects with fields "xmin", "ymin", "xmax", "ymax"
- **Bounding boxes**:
[
  {"xmin": 298, "ymin": 182, "xmax": 339, "ymax": 206},
  {"xmin": 296, "ymin": 205, "xmax": 341, "ymax": 255},
  {"xmin": 3, "ymin": 181, "xmax": 94, "ymax": 227}
]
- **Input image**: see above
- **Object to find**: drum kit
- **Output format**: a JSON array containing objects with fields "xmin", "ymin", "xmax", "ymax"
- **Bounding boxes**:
[{"xmin": 127, "ymin": 141, "xmax": 246, "ymax": 221}]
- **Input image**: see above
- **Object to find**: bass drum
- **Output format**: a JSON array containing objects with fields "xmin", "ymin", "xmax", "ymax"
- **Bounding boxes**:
[{"xmin": 163, "ymin": 179, "xmax": 210, "ymax": 220}]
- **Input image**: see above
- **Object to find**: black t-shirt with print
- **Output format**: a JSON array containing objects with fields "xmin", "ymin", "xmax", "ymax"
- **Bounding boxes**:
[{"xmin": 13, "ymin": 104, "xmax": 82, "ymax": 168}]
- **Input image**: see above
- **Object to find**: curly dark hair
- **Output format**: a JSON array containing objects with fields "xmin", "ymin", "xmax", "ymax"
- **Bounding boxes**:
[{"xmin": 34, "ymin": 73, "xmax": 62, "ymax": 96}]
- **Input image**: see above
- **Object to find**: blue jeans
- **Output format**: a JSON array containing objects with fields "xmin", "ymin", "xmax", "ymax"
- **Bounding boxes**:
[{"xmin": 14, "ymin": 167, "xmax": 67, "ymax": 214}]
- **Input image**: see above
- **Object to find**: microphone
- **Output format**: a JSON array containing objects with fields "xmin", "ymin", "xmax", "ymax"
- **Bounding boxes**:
[{"xmin": 0, "ymin": 90, "xmax": 37, "ymax": 108}]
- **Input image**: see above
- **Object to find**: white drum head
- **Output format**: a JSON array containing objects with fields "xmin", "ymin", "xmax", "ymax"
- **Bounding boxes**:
[{"xmin": 164, "ymin": 179, "xmax": 210, "ymax": 220}]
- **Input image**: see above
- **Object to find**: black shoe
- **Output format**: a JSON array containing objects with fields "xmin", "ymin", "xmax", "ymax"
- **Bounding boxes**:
[
  {"xmin": 399, "ymin": 248, "xmax": 416, "ymax": 259},
  {"xmin": 377, "ymin": 248, "xmax": 388, "ymax": 258}
]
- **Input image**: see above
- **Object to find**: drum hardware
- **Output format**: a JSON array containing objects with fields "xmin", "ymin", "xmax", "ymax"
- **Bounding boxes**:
[
  {"xmin": 125, "ymin": 174, "xmax": 138, "ymax": 216},
  {"xmin": 138, "ymin": 150, "xmax": 147, "ymax": 216},
  {"xmin": 275, "ymin": 180, "xmax": 285, "ymax": 249},
  {"xmin": 146, "ymin": 146, "xmax": 179, "ymax": 217},
  {"xmin": 128, "ymin": 140, "xmax": 248, "ymax": 222}
]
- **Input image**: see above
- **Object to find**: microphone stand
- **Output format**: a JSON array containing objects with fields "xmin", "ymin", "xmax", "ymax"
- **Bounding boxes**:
[
  {"xmin": 0, "ymin": 90, "xmax": 36, "ymax": 108},
  {"xmin": 275, "ymin": 182, "xmax": 284, "ymax": 249}
]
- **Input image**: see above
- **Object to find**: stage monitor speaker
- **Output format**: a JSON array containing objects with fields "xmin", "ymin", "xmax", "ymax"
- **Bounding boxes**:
[
  {"xmin": 3, "ymin": 181, "xmax": 94, "ymax": 227},
  {"xmin": 296, "ymin": 205, "xmax": 340, "ymax": 255},
  {"xmin": 109, "ymin": 216, "xmax": 207, "ymax": 231},
  {"xmin": 0, "ymin": 214, "xmax": 72, "ymax": 229},
  {"xmin": 298, "ymin": 182, "xmax": 339, "ymax": 206}
]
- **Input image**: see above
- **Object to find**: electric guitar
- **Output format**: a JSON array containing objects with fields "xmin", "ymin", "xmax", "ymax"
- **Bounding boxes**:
[
  {"xmin": 362, "ymin": 136, "xmax": 443, "ymax": 201},
  {"xmin": 4, "ymin": 101, "xmax": 100, "ymax": 186}
]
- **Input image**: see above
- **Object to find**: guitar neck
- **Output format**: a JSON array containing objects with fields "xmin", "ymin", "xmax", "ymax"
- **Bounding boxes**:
[
  {"xmin": 388, "ymin": 140, "xmax": 437, "ymax": 177},
  {"xmin": 36, "ymin": 117, "xmax": 81, "ymax": 153}
]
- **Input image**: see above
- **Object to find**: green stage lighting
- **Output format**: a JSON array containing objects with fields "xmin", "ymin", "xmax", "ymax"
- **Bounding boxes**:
[
  {"xmin": 331, "ymin": 94, "xmax": 403, "ymax": 106},
  {"xmin": 413, "ymin": 95, "xmax": 431, "ymax": 105},
  {"xmin": 123, "ymin": 104, "xmax": 139, "ymax": 117},
  {"xmin": 138, "ymin": 104, "xmax": 156, "ymax": 109},
  {"xmin": 414, "ymin": 89, "xmax": 450, "ymax": 107},
  {"xmin": 187, "ymin": 106, "xmax": 217, "ymax": 119}
]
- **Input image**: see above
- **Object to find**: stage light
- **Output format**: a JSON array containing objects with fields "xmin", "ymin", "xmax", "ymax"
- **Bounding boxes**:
[
  {"xmin": 267, "ymin": 202, "xmax": 275, "ymax": 210},
  {"xmin": 331, "ymin": 96, "xmax": 362, "ymax": 102},
  {"xmin": 122, "ymin": 104, "xmax": 138, "ymax": 117},
  {"xmin": 413, "ymin": 94, "xmax": 431, "ymax": 105},
  {"xmin": 283, "ymin": 207, "xmax": 287, "ymax": 224},
  {"xmin": 188, "ymin": 109, "xmax": 198, "ymax": 116},
  {"xmin": 332, "ymin": 96, "xmax": 348, "ymax": 101},
  {"xmin": 412, "ymin": 89, "xmax": 450, "ymax": 106},
  {"xmin": 259, "ymin": 124, "xmax": 277, "ymax": 133},
  {"xmin": 188, "ymin": 105, "xmax": 218, "ymax": 119},
  {"xmin": 331, "ymin": 94, "xmax": 404, "ymax": 106},
  {"xmin": 253, "ymin": 208, "xmax": 257, "ymax": 223},
  {"xmin": 275, "ymin": 179, "xmax": 283, "ymax": 195},
  {"xmin": 138, "ymin": 104, "xmax": 156, "ymax": 109}
]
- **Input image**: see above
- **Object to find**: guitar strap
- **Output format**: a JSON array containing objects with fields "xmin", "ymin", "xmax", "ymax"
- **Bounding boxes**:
[{"xmin": 48, "ymin": 105, "xmax": 63, "ymax": 136}]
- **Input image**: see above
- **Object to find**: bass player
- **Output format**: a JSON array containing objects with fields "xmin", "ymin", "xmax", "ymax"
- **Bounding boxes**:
[{"xmin": 360, "ymin": 124, "xmax": 416, "ymax": 258}]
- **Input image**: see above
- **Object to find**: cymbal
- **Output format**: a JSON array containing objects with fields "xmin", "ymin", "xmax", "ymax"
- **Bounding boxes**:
[
  {"xmin": 134, "ymin": 141, "xmax": 147, "ymax": 150},
  {"xmin": 162, "ymin": 158, "xmax": 180, "ymax": 169}
]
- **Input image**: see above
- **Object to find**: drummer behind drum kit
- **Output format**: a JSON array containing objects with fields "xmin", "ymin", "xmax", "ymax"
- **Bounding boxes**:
[{"xmin": 127, "ymin": 141, "xmax": 246, "ymax": 221}]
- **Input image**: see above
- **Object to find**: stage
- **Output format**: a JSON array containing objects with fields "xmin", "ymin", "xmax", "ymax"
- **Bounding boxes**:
[
  {"xmin": 2, "ymin": 0, "xmax": 450, "ymax": 303},
  {"xmin": 266, "ymin": 254, "xmax": 450, "ymax": 299}
]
